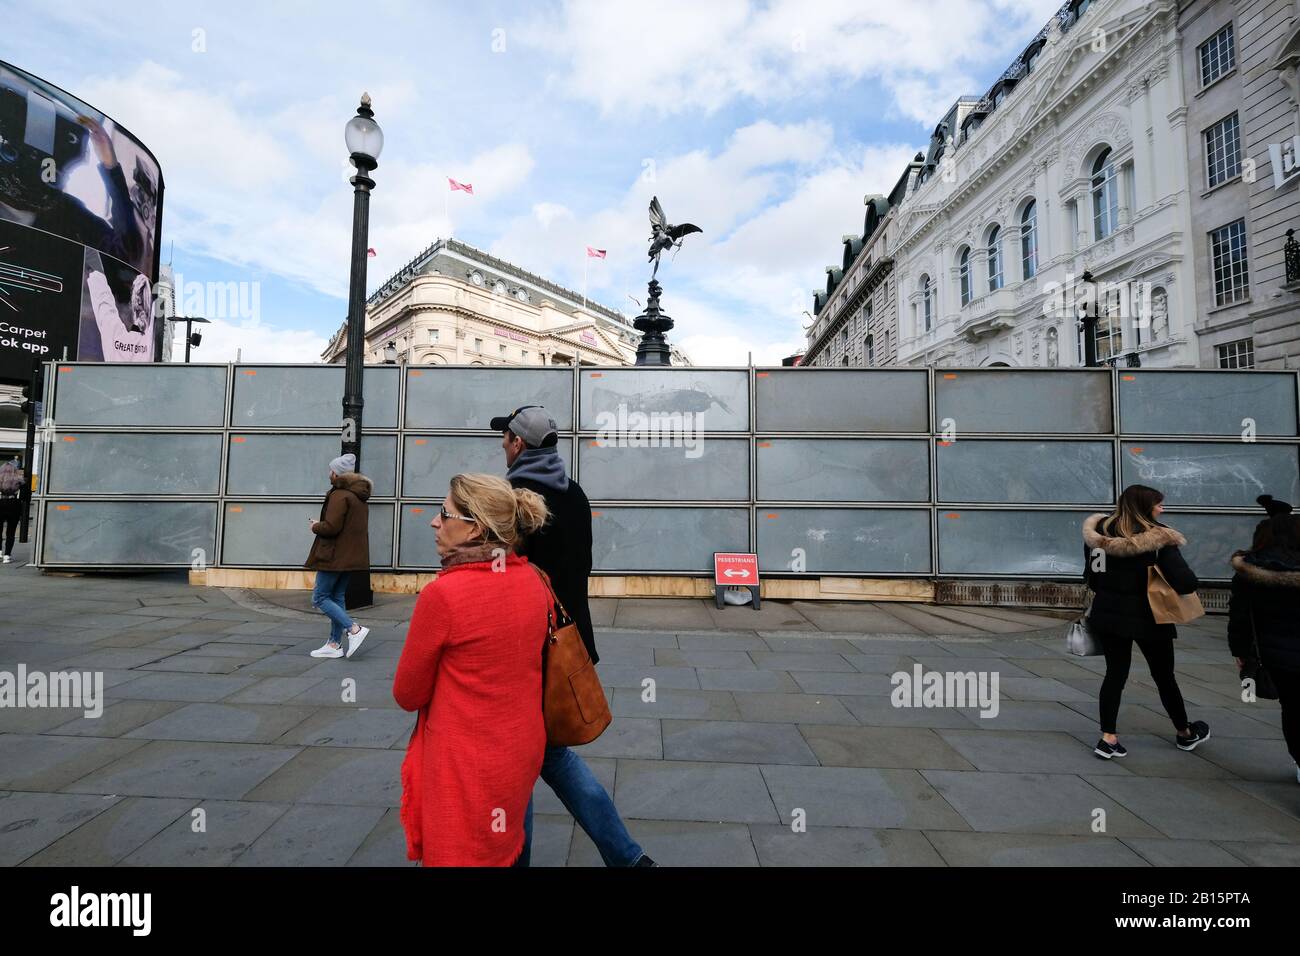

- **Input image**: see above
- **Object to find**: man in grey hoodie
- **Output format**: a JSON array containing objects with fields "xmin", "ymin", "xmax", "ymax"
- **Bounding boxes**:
[{"xmin": 493, "ymin": 405, "xmax": 656, "ymax": 867}]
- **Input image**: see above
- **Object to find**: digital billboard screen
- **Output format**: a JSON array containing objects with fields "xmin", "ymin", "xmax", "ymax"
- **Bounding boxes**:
[{"xmin": 0, "ymin": 59, "xmax": 164, "ymax": 381}]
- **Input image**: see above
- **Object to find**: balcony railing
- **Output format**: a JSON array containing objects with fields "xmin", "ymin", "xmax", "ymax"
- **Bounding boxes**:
[{"xmin": 1286, "ymin": 228, "xmax": 1299, "ymax": 287}]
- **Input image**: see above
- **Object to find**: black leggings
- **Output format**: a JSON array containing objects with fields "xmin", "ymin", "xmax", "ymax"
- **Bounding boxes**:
[
  {"xmin": 0, "ymin": 498, "xmax": 20, "ymax": 555},
  {"xmin": 1099, "ymin": 630, "xmax": 1189, "ymax": 735},
  {"xmin": 1269, "ymin": 666, "xmax": 1300, "ymax": 766}
]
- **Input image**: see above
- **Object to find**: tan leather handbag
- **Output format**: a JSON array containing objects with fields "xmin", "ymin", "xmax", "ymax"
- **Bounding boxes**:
[
  {"xmin": 1147, "ymin": 560, "xmax": 1205, "ymax": 625},
  {"xmin": 529, "ymin": 564, "xmax": 611, "ymax": 746}
]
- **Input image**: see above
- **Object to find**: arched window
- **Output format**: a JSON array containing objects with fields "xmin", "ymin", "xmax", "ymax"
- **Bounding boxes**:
[
  {"xmin": 920, "ymin": 275, "xmax": 932, "ymax": 332},
  {"xmin": 841, "ymin": 355, "xmax": 849, "ymax": 366},
  {"xmin": 958, "ymin": 247, "xmax": 972, "ymax": 305},
  {"xmin": 1020, "ymin": 201, "xmax": 1038, "ymax": 279},
  {"xmin": 1092, "ymin": 148, "xmax": 1118, "ymax": 240},
  {"xmin": 866, "ymin": 334, "xmax": 875, "ymax": 365},
  {"xmin": 987, "ymin": 225, "xmax": 1003, "ymax": 291}
]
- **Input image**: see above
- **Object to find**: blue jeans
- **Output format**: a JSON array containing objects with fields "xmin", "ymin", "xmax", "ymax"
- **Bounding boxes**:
[
  {"xmin": 312, "ymin": 570, "xmax": 353, "ymax": 643},
  {"xmin": 519, "ymin": 745, "xmax": 644, "ymax": 867}
]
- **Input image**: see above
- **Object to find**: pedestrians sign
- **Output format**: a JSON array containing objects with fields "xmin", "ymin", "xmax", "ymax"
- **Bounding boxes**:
[{"xmin": 713, "ymin": 552, "xmax": 760, "ymax": 610}]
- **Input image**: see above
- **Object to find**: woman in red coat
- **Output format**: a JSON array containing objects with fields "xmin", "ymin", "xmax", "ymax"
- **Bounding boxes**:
[{"xmin": 394, "ymin": 472, "xmax": 551, "ymax": 867}]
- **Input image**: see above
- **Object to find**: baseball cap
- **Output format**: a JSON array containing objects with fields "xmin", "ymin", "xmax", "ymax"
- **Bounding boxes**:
[{"xmin": 490, "ymin": 405, "xmax": 559, "ymax": 447}]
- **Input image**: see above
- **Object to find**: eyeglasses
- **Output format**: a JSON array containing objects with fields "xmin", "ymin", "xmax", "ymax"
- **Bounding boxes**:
[{"xmin": 439, "ymin": 505, "xmax": 476, "ymax": 523}]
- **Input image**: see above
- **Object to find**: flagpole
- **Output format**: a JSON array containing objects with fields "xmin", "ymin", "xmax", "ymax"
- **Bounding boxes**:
[
  {"xmin": 582, "ymin": 251, "xmax": 588, "ymax": 313},
  {"xmin": 444, "ymin": 182, "xmax": 449, "ymax": 240}
]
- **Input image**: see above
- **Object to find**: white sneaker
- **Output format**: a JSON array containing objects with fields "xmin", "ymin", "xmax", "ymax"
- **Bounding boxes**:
[
  {"xmin": 311, "ymin": 641, "xmax": 344, "ymax": 659},
  {"xmin": 1, "ymin": 555, "xmax": 10, "ymax": 564},
  {"xmin": 346, "ymin": 626, "xmax": 370, "ymax": 659}
]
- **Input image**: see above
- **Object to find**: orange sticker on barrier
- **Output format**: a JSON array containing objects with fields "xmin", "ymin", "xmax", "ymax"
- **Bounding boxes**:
[
  {"xmin": 588, "ymin": 440, "xmax": 601, "ymax": 447},
  {"xmin": 590, "ymin": 511, "xmax": 602, "ymax": 517},
  {"xmin": 944, "ymin": 512, "xmax": 961, "ymax": 519},
  {"xmin": 62, "ymin": 436, "xmax": 76, "ymax": 442},
  {"xmin": 765, "ymin": 513, "xmax": 779, "ymax": 519},
  {"xmin": 937, "ymin": 440, "xmax": 952, "ymax": 446},
  {"xmin": 411, "ymin": 508, "xmax": 424, "ymax": 514},
  {"xmin": 232, "ymin": 436, "xmax": 246, "ymax": 443},
  {"xmin": 1131, "ymin": 447, "xmax": 1143, "ymax": 453},
  {"xmin": 757, "ymin": 441, "xmax": 772, "ymax": 448},
  {"xmin": 1121, "ymin": 375, "xmax": 1136, "ymax": 381},
  {"xmin": 229, "ymin": 506, "xmax": 243, "ymax": 513},
  {"xmin": 410, "ymin": 370, "xmax": 423, "ymax": 377},
  {"xmin": 943, "ymin": 373, "xmax": 958, "ymax": 379},
  {"xmin": 756, "ymin": 372, "xmax": 769, "ymax": 377},
  {"xmin": 241, "ymin": 369, "xmax": 257, "ymax": 375},
  {"xmin": 58, "ymin": 366, "xmax": 72, "ymax": 373},
  {"xmin": 589, "ymin": 372, "xmax": 603, "ymax": 378},
  {"xmin": 414, "ymin": 439, "xmax": 427, "ymax": 445},
  {"xmin": 56, "ymin": 504, "xmax": 71, "ymax": 510}
]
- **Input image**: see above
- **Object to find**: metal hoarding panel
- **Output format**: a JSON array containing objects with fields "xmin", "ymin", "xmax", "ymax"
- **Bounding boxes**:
[
  {"xmin": 226, "ymin": 434, "xmax": 397, "ymax": 497},
  {"xmin": 936, "ymin": 439, "xmax": 1114, "ymax": 504},
  {"xmin": 590, "ymin": 506, "xmax": 750, "ymax": 571},
  {"xmin": 754, "ymin": 369, "xmax": 929, "ymax": 432},
  {"xmin": 756, "ymin": 439, "xmax": 930, "ymax": 502},
  {"xmin": 1121, "ymin": 442, "xmax": 1300, "ymax": 508},
  {"xmin": 579, "ymin": 439, "xmax": 749, "ymax": 501},
  {"xmin": 47, "ymin": 433, "xmax": 223, "ymax": 495},
  {"xmin": 579, "ymin": 368, "xmax": 749, "ymax": 431},
  {"xmin": 52, "ymin": 364, "xmax": 227, "ymax": 426},
  {"xmin": 42, "ymin": 500, "xmax": 216, "ymax": 566},
  {"xmin": 221, "ymin": 501, "xmax": 393, "ymax": 568},
  {"xmin": 937, "ymin": 510, "xmax": 1095, "ymax": 575},
  {"xmin": 1118, "ymin": 371, "xmax": 1297, "ymax": 436},
  {"xmin": 757, "ymin": 508, "xmax": 931, "ymax": 573},
  {"xmin": 934, "ymin": 369, "xmax": 1113, "ymax": 434},
  {"xmin": 401, "ymin": 436, "xmax": 572, "ymax": 498},
  {"xmin": 231, "ymin": 365, "xmax": 399, "ymax": 428},
  {"xmin": 404, "ymin": 366, "xmax": 574, "ymax": 429}
]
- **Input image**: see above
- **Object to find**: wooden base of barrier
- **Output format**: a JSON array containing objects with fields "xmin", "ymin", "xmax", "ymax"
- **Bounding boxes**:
[{"xmin": 190, "ymin": 568, "xmax": 933, "ymax": 602}]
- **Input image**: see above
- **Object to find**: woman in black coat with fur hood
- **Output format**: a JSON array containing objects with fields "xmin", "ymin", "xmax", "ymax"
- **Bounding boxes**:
[
  {"xmin": 1082, "ymin": 484, "xmax": 1209, "ymax": 760},
  {"xmin": 1227, "ymin": 495, "xmax": 1300, "ymax": 784}
]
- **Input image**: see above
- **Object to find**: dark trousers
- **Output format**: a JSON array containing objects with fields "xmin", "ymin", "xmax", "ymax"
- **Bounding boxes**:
[
  {"xmin": 1099, "ymin": 630, "xmax": 1189, "ymax": 735},
  {"xmin": 1269, "ymin": 665, "xmax": 1300, "ymax": 766},
  {"xmin": 0, "ymin": 497, "xmax": 20, "ymax": 555}
]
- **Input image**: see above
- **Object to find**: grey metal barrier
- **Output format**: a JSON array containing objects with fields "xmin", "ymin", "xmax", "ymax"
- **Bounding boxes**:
[{"xmin": 33, "ymin": 362, "xmax": 1300, "ymax": 582}]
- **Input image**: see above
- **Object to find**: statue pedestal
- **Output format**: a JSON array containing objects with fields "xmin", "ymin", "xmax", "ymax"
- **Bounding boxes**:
[{"xmin": 634, "ymin": 279, "xmax": 674, "ymax": 366}]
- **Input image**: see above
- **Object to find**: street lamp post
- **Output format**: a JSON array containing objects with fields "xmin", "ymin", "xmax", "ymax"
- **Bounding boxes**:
[{"xmin": 341, "ymin": 93, "xmax": 383, "ymax": 610}]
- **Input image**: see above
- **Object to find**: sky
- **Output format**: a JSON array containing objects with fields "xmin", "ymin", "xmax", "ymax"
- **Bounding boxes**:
[{"xmin": 3, "ymin": 0, "xmax": 1065, "ymax": 365}]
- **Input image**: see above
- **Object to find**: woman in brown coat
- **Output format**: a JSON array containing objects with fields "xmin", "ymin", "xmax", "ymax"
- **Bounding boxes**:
[{"xmin": 305, "ymin": 453, "xmax": 372, "ymax": 659}]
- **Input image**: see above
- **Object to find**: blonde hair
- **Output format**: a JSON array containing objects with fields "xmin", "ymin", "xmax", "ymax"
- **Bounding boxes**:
[{"xmin": 447, "ymin": 473, "xmax": 548, "ymax": 551}]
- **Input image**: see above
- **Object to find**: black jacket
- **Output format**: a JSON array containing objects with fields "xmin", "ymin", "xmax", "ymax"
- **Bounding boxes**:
[
  {"xmin": 1227, "ymin": 550, "xmax": 1300, "ymax": 673},
  {"xmin": 1082, "ymin": 513, "xmax": 1198, "ymax": 640},
  {"xmin": 510, "ymin": 475, "xmax": 597, "ymax": 665}
]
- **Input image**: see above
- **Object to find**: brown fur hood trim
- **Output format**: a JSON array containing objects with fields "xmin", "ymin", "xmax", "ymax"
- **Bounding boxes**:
[
  {"xmin": 331, "ymin": 471, "xmax": 372, "ymax": 501},
  {"xmin": 1231, "ymin": 552, "xmax": 1300, "ymax": 588},
  {"xmin": 1082, "ymin": 513, "xmax": 1185, "ymax": 555}
]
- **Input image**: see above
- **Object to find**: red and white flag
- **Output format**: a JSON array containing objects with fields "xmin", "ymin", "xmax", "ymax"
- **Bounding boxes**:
[
  {"xmin": 448, "ymin": 177, "xmax": 473, "ymax": 194},
  {"xmin": 586, "ymin": 247, "xmax": 606, "ymax": 259},
  {"xmin": 367, "ymin": 248, "xmax": 377, "ymax": 258}
]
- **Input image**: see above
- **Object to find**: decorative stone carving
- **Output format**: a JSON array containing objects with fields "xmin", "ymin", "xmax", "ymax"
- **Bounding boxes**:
[
  {"xmin": 1064, "ymin": 113, "xmax": 1132, "ymax": 176},
  {"xmin": 1149, "ymin": 288, "xmax": 1168, "ymax": 340}
]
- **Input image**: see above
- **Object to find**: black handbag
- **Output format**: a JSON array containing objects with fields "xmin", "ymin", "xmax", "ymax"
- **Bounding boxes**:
[{"xmin": 1241, "ymin": 604, "xmax": 1279, "ymax": 701}]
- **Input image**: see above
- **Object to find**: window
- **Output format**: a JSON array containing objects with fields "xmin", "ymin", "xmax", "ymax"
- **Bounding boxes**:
[
  {"xmin": 521, "ymin": 350, "xmax": 529, "ymax": 362},
  {"xmin": 1095, "ymin": 291, "xmax": 1122, "ymax": 363},
  {"xmin": 920, "ymin": 275, "xmax": 932, "ymax": 331},
  {"xmin": 1092, "ymin": 148, "xmax": 1118, "ymax": 240},
  {"xmin": 499, "ymin": 344, "xmax": 507, "ymax": 355},
  {"xmin": 841, "ymin": 356, "xmax": 849, "ymax": 366},
  {"xmin": 515, "ymin": 289, "xmax": 529, "ymax": 303},
  {"xmin": 1209, "ymin": 219, "xmax": 1250, "ymax": 305},
  {"xmin": 958, "ymin": 247, "xmax": 972, "ymax": 305},
  {"xmin": 494, "ymin": 281, "xmax": 507, "ymax": 295},
  {"xmin": 427, "ymin": 328, "xmax": 439, "ymax": 343},
  {"xmin": 1204, "ymin": 113, "xmax": 1241, "ymax": 188},
  {"xmin": 470, "ymin": 271, "xmax": 484, "ymax": 286},
  {"xmin": 473, "ymin": 337, "xmax": 483, "ymax": 351},
  {"xmin": 987, "ymin": 225, "xmax": 1003, "ymax": 291},
  {"xmin": 1020, "ymin": 202, "xmax": 1038, "ymax": 279},
  {"xmin": 1199, "ymin": 24, "xmax": 1235, "ymax": 87},
  {"xmin": 866, "ymin": 334, "xmax": 875, "ymax": 364},
  {"xmin": 1217, "ymin": 338, "xmax": 1254, "ymax": 369}
]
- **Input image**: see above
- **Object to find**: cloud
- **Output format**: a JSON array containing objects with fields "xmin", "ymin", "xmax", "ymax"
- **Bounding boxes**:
[
  {"xmin": 169, "ymin": 318, "xmax": 328, "ymax": 364},
  {"xmin": 520, "ymin": 0, "xmax": 1065, "ymax": 122}
]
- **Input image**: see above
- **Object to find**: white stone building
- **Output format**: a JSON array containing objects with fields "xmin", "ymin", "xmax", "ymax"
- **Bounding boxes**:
[
  {"xmin": 322, "ymin": 237, "xmax": 691, "ymax": 368},
  {"xmin": 893, "ymin": 0, "xmax": 1198, "ymax": 369}
]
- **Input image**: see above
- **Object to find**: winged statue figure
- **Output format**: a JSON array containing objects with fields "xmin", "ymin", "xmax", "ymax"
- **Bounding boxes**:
[{"xmin": 647, "ymin": 196, "xmax": 702, "ymax": 279}]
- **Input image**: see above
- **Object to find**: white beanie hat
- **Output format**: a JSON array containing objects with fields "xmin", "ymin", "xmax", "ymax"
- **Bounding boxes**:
[{"xmin": 329, "ymin": 453, "xmax": 356, "ymax": 475}]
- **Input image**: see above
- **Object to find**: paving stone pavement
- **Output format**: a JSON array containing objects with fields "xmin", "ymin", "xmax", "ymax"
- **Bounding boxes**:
[{"xmin": 0, "ymin": 557, "xmax": 1297, "ymax": 867}]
